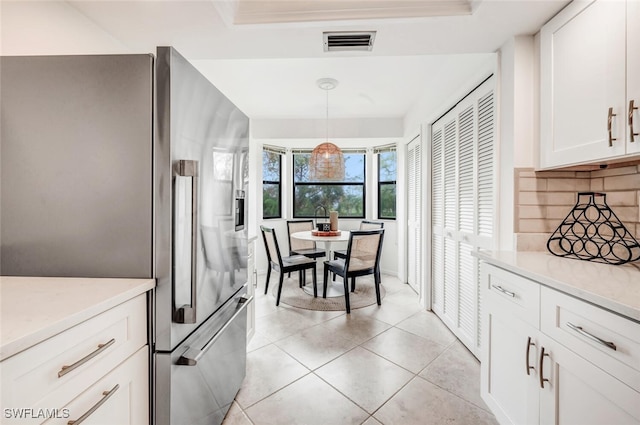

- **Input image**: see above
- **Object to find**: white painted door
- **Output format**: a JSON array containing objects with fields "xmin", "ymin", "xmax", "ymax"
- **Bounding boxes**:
[
  {"xmin": 540, "ymin": 0, "xmax": 626, "ymax": 168},
  {"xmin": 431, "ymin": 77, "xmax": 495, "ymax": 357},
  {"xmin": 406, "ymin": 136, "xmax": 421, "ymax": 294}
]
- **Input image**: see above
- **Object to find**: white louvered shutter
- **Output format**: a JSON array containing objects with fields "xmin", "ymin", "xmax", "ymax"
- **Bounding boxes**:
[
  {"xmin": 457, "ymin": 105, "xmax": 476, "ymax": 348},
  {"xmin": 430, "ymin": 77, "xmax": 495, "ymax": 358},
  {"xmin": 407, "ymin": 137, "xmax": 422, "ymax": 293},
  {"xmin": 412, "ymin": 142, "xmax": 422, "ymax": 293},
  {"xmin": 442, "ymin": 118, "xmax": 458, "ymax": 327},
  {"xmin": 475, "ymin": 90, "xmax": 495, "ymax": 351},
  {"xmin": 431, "ymin": 127, "xmax": 444, "ymax": 313}
]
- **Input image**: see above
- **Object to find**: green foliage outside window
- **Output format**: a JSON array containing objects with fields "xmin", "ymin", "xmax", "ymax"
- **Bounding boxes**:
[
  {"xmin": 293, "ymin": 153, "xmax": 365, "ymax": 218},
  {"xmin": 262, "ymin": 151, "xmax": 281, "ymax": 218},
  {"xmin": 378, "ymin": 151, "xmax": 397, "ymax": 219}
]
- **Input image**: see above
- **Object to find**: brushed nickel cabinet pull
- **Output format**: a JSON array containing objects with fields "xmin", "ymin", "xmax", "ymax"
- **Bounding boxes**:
[
  {"xmin": 539, "ymin": 346, "xmax": 550, "ymax": 389},
  {"xmin": 67, "ymin": 384, "xmax": 119, "ymax": 425},
  {"xmin": 58, "ymin": 338, "xmax": 116, "ymax": 378},
  {"xmin": 630, "ymin": 100, "xmax": 638, "ymax": 142},
  {"xmin": 566, "ymin": 322, "xmax": 617, "ymax": 351},
  {"xmin": 608, "ymin": 107, "xmax": 617, "ymax": 146},
  {"xmin": 525, "ymin": 336, "xmax": 535, "ymax": 376},
  {"xmin": 491, "ymin": 284, "xmax": 516, "ymax": 298}
]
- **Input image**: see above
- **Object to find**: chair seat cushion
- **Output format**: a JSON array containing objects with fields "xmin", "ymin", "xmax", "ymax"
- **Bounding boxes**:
[
  {"xmin": 325, "ymin": 258, "xmax": 345, "ymax": 270},
  {"xmin": 283, "ymin": 255, "xmax": 316, "ymax": 266},
  {"xmin": 292, "ymin": 248, "xmax": 325, "ymax": 258},
  {"xmin": 325, "ymin": 258, "xmax": 371, "ymax": 272}
]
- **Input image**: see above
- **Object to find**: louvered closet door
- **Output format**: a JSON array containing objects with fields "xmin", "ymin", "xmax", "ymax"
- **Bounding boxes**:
[
  {"xmin": 430, "ymin": 77, "xmax": 495, "ymax": 358},
  {"xmin": 407, "ymin": 137, "xmax": 422, "ymax": 294}
]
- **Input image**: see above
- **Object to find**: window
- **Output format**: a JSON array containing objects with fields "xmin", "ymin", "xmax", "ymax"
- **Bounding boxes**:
[
  {"xmin": 377, "ymin": 149, "xmax": 397, "ymax": 219},
  {"xmin": 293, "ymin": 151, "xmax": 365, "ymax": 218},
  {"xmin": 262, "ymin": 148, "xmax": 282, "ymax": 219}
]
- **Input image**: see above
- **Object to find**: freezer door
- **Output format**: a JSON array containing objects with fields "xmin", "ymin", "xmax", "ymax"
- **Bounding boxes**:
[
  {"xmin": 154, "ymin": 289, "xmax": 250, "ymax": 425},
  {"xmin": 154, "ymin": 46, "xmax": 250, "ymax": 350}
]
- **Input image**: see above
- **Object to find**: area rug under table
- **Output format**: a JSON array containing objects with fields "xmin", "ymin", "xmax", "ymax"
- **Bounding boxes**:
[{"xmin": 270, "ymin": 275, "xmax": 386, "ymax": 311}]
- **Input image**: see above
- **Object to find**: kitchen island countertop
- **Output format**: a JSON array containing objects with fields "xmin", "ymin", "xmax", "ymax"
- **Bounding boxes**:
[
  {"xmin": 475, "ymin": 250, "xmax": 640, "ymax": 323},
  {"xmin": 0, "ymin": 276, "xmax": 155, "ymax": 361}
]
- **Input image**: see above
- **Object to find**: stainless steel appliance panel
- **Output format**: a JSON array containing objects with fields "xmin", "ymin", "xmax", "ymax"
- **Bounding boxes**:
[
  {"xmin": 154, "ymin": 47, "xmax": 250, "ymax": 351},
  {"xmin": 155, "ymin": 288, "xmax": 249, "ymax": 425},
  {"xmin": 0, "ymin": 55, "xmax": 153, "ymax": 277}
]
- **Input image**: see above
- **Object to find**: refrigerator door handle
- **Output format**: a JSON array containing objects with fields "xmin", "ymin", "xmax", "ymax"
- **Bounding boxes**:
[
  {"xmin": 177, "ymin": 296, "xmax": 253, "ymax": 366},
  {"xmin": 174, "ymin": 159, "xmax": 199, "ymax": 324}
]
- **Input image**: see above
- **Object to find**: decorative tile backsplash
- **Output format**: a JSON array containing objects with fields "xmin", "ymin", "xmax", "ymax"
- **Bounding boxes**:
[{"xmin": 515, "ymin": 165, "xmax": 640, "ymax": 251}]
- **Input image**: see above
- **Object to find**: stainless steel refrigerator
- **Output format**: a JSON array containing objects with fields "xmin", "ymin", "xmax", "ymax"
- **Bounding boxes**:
[{"xmin": 0, "ymin": 47, "xmax": 250, "ymax": 425}]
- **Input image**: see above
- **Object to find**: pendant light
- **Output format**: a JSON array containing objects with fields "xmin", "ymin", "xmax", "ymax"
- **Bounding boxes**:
[{"xmin": 310, "ymin": 78, "xmax": 345, "ymax": 182}]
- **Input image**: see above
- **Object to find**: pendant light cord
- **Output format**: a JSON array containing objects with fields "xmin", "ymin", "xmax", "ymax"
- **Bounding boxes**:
[{"xmin": 325, "ymin": 88, "xmax": 329, "ymax": 143}]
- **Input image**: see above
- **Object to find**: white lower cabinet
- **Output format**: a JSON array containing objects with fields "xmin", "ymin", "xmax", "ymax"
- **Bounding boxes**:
[
  {"xmin": 481, "ymin": 263, "xmax": 640, "ymax": 425},
  {"xmin": 483, "ymin": 308, "xmax": 540, "ymax": 425},
  {"xmin": 538, "ymin": 336, "xmax": 639, "ymax": 425},
  {"xmin": 1, "ymin": 294, "xmax": 149, "ymax": 425},
  {"xmin": 53, "ymin": 346, "xmax": 148, "ymax": 425}
]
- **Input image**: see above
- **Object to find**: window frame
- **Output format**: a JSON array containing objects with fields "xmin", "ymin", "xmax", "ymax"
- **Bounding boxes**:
[
  {"xmin": 262, "ymin": 149, "xmax": 283, "ymax": 219},
  {"xmin": 376, "ymin": 148, "xmax": 397, "ymax": 220},
  {"xmin": 292, "ymin": 151, "xmax": 366, "ymax": 219}
]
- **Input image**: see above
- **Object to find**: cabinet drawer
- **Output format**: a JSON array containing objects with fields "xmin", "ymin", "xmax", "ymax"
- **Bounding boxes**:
[
  {"xmin": 45, "ymin": 346, "xmax": 149, "ymax": 425},
  {"xmin": 482, "ymin": 264, "xmax": 540, "ymax": 327},
  {"xmin": 541, "ymin": 286, "xmax": 640, "ymax": 392},
  {"xmin": 1, "ymin": 294, "xmax": 147, "ymax": 416}
]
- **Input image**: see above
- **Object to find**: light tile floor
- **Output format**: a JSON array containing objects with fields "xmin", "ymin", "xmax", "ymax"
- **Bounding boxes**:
[{"xmin": 222, "ymin": 274, "xmax": 497, "ymax": 425}]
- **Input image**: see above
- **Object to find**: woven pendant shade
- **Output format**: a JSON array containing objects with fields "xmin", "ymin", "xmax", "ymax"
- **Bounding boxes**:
[
  {"xmin": 310, "ymin": 142, "xmax": 345, "ymax": 181},
  {"xmin": 311, "ymin": 78, "xmax": 344, "ymax": 182}
]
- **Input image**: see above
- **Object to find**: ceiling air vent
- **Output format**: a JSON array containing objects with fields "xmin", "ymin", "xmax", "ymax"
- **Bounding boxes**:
[{"xmin": 323, "ymin": 31, "xmax": 376, "ymax": 52}]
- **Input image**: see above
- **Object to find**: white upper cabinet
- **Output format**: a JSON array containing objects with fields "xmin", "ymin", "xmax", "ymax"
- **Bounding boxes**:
[
  {"xmin": 627, "ymin": 0, "xmax": 640, "ymax": 154},
  {"xmin": 540, "ymin": 0, "xmax": 639, "ymax": 168}
]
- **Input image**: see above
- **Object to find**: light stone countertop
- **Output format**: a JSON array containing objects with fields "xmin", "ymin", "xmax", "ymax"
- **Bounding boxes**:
[
  {"xmin": 475, "ymin": 251, "xmax": 640, "ymax": 323},
  {"xmin": 0, "ymin": 276, "xmax": 155, "ymax": 361}
]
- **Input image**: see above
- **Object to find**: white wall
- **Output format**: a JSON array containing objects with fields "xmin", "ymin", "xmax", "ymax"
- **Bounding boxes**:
[
  {"xmin": 497, "ymin": 35, "xmax": 537, "ymax": 250},
  {"xmin": 1, "ymin": 1, "xmax": 129, "ymax": 55}
]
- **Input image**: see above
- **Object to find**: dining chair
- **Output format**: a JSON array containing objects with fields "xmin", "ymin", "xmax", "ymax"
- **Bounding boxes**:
[
  {"xmin": 261, "ymin": 225, "xmax": 318, "ymax": 306},
  {"xmin": 323, "ymin": 228, "xmax": 385, "ymax": 314},
  {"xmin": 286, "ymin": 220, "xmax": 326, "ymax": 259},
  {"xmin": 332, "ymin": 220, "xmax": 384, "ymax": 288},
  {"xmin": 333, "ymin": 220, "xmax": 384, "ymax": 261},
  {"xmin": 286, "ymin": 220, "xmax": 326, "ymax": 281}
]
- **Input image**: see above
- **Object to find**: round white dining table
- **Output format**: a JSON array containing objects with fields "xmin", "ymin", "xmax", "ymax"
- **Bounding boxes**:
[{"xmin": 290, "ymin": 230, "xmax": 350, "ymax": 298}]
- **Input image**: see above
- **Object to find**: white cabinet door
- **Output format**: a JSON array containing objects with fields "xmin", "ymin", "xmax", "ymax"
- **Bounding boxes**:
[
  {"xmin": 627, "ymin": 0, "xmax": 640, "ymax": 155},
  {"xmin": 50, "ymin": 346, "xmax": 149, "ymax": 425},
  {"xmin": 540, "ymin": 0, "xmax": 627, "ymax": 168},
  {"xmin": 482, "ymin": 305, "xmax": 540, "ymax": 425},
  {"xmin": 538, "ymin": 337, "xmax": 640, "ymax": 425}
]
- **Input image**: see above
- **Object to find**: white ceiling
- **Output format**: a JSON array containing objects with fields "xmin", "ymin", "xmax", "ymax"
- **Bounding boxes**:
[{"xmin": 63, "ymin": 0, "xmax": 570, "ymax": 120}]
